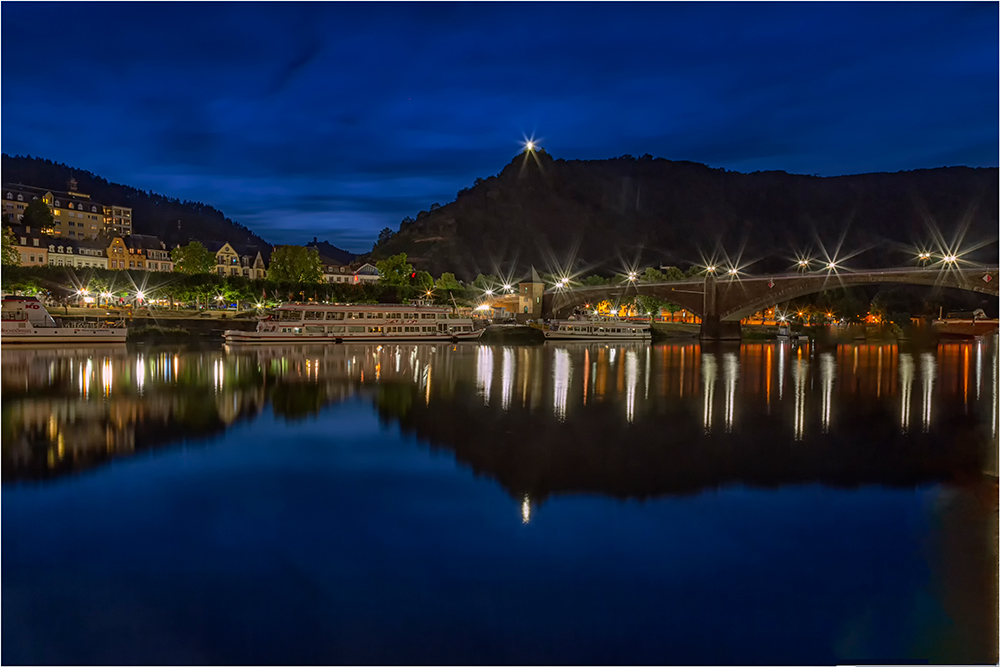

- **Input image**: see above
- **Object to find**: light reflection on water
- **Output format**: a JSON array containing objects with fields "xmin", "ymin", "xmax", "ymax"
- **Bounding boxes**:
[
  {"xmin": 0, "ymin": 339, "xmax": 996, "ymax": 665},
  {"xmin": 2, "ymin": 339, "xmax": 995, "ymax": 487}
]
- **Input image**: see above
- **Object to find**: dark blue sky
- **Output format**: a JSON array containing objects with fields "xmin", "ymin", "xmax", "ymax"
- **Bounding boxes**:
[{"xmin": 2, "ymin": 2, "xmax": 996, "ymax": 252}]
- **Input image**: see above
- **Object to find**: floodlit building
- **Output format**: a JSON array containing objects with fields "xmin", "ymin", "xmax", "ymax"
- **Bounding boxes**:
[
  {"xmin": 203, "ymin": 241, "xmax": 267, "ymax": 279},
  {"xmin": 2, "ymin": 181, "xmax": 132, "ymax": 239}
]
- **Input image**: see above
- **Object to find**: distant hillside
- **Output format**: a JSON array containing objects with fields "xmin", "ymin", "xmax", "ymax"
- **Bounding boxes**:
[
  {"xmin": 2, "ymin": 154, "xmax": 271, "ymax": 251},
  {"xmin": 304, "ymin": 238, "xmax": 356, "ymax": 265},
  {"xmin": 370, "ymin": 151, "xmax": 999, "ymax": 279}
]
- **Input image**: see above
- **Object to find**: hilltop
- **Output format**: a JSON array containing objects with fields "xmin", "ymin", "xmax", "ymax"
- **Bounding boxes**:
[{"xmin": 370, "ymin": 151, "xmax": 999, "ymax": 279}]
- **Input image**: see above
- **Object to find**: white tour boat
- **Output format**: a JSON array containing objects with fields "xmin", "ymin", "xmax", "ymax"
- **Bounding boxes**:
[
  {"xmin": 543, "ymin": 317, "xmax": 651, "ymax": 341},
  {"xmin": 1, "ymin": 296, "xmax": 128, "ymax": 344},
  {"xmin": 223, "ymin": 302, "xmax": 485, "ymax": 344}
]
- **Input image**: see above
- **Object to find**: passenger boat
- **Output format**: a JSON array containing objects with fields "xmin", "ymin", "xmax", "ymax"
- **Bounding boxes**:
[
  {"xmin": 542, "ymin": 317, "xmax": 651, "ymax": 341},
  {"xmin": 1, "ymin": 296, "xmax": 128, "ymax": 344},
  {"xmin": 223, "ymin": 302, "xmax": 485, "ymax": 344},
  {"xmin": 932, "ymin": 310, "xmax": 999, "ymax": 339}
]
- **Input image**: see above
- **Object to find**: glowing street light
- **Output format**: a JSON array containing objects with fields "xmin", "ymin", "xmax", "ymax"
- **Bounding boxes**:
[
  {"xmin": 917, "ymin": 252, "xmax": 931, "ymax": 261},
  {"xmin": 727, "ymin": 268, "xmax": 738, "ymax": 275},
  {"xmin": 798, "ymin": 259, "xmax": 809, "ymax": 267},
  {"xmin": 502, "ymin": 284, "xmax": 513, "ymax": 293},
  {"xmin": 525, "ymin": 140, "xmax": 535, "ymax": 151},
  {"xmin": 610, "ymin": 309, "xmax": 619, "ymax": 316},
  {"xmin": 485, "ymin": 289, "xmax": 494, "ymax": 297},
  {"xmin": 627, "ymin": 271, "xmax": 638, "ymax": 282},
  {"xmin": 136, "ymin": 291, "xmax": 145, "ymax": 301},
  {"xmin": 826, "ymin": 262, "xmax": 836, "ymax": 270},
  {"xmin": 943, "ymin": 254, "xmax": 957, "ymax": 263},
  {"xmin": 706, "ymin": 265, "xmax": 716, "ymax": 273}
]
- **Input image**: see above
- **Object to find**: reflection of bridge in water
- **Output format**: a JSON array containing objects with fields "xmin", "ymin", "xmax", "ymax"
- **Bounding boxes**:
[
  {"xmin": 2, "ymin": 341, "xmax": 996, "ymax": 491},
  {"xmin": 544, "ymin": 267, "xmax": 1000, "ymax": 339},
  {"xmin": 373, "ymin": 340, "xmax": 997, "ymax": 504}
]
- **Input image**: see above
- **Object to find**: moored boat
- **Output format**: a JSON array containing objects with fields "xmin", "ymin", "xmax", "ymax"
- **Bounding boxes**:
[
  {"xmin": 1, "ymin": 296, "xmax": 128, "ymax": 344},
  {"xmin": 223, "ymin": 301, "xmax": 484, "ymax": 344},
  {"xmin": 542, "ymin": 317, "xmax": 651, "ymax": 341}
]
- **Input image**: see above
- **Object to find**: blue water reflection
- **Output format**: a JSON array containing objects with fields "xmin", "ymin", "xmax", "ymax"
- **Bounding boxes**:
[{"xmin": 2, "ymin": 340, "xmax": 996, "ymax": 664}]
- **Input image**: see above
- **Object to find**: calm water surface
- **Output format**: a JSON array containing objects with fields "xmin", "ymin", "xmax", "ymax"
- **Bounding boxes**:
[{"xmin": 2, "ymin": 340, "xmax": 997, "ymax": 665}]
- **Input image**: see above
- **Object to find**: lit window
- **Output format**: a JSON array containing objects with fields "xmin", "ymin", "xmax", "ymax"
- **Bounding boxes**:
[
  {"xmin": 16, "ymin": 194, "xmax": 23, "ymax": 202},
  {"xmin": 20, "ymin": 237, "xmax": 26, "ymax": 245},
  {"xmin": 69, "ymin": 202, "xmax": 74, "ymax": 209},
  {"xmin": 54, "ymin": 200, "xmax": 60, "ymax": 206},
  {"xmin": 5, "ymin": 192, "xmax": 10, "ymax": 200}
]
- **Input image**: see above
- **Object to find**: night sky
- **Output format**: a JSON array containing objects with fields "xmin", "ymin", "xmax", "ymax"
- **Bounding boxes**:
[{"xmin": 2, "ymin": 2, "xmax": 996, "ymax": 252}]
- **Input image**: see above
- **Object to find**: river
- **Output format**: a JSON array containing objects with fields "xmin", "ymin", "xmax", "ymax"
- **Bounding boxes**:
[{"xmin": 2, "ymin": 339, "xmax": 996, "ymax": 664}]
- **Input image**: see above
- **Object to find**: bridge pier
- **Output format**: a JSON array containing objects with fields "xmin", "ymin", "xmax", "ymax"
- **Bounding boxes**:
[{"xmin": 699, "ymin": 315, "xmax": 741, "ymax": 341}]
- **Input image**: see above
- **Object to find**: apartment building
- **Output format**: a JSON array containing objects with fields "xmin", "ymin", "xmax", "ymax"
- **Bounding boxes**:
[{"xmin": 2, "ymin": 182, "xmax": 132, "ymax": 239}]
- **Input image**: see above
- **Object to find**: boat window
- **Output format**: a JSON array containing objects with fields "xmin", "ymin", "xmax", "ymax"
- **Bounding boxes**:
[
  {"xmin": 348, "ymin": 326, "xmax": 365, "ymax": 333},
  {"xmin": 304, "ymin": 311, "xmax": 322, "ymax": 320},
  {"xmin": 328, "ymin": 326, "xmax": 345, "ymax": 333},
  {"xmin": 421, "ymin": 313, "xmax": 435, "ymax": 319},
  {"xmin": 325, "ymin": 311, "xmax": 345, "ymax": 320},
  {"xmin": 278, "ymin": 310, "xmax": 300, "ymax": 321}
]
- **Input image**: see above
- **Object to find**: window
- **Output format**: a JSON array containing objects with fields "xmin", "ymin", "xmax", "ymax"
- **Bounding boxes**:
[
  {"xmin": 5, "ymin": 192, "xmax": 10, "ymax": 199},
  {"xmin": 16, "ymin": 194, "xmax": 23, "ymax": 202},
  {"xmin": 129, "ymin": 261, "xmax": 135, "ymax": 268},
  {"xmin": 19, "ymin": 237, "xmax": 26, "ymax": 245},
  {"xmin": 54, "ymin": 200, "xmax": 60, "ymax": 206},
  {"xmin": 29, "ymin": 254, "xmax": 34, "ymax": 263},
  {"xmin": 69, "ymin": 203, "xmax": 74, "ymax": 209},
  {"xmin": 32, "ymin": 239, "xmax": 38, "ymax": 247},
  {"xmin": 69, "ymin": 231, "xmax": 76, "ymax": 238},
  {"xmin": 91, "ymin": 206, "xmax": 97, "ymax": 212}
]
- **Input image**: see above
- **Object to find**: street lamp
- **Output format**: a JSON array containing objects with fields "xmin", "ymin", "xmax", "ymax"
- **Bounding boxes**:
[
  {"xmin": 627, "ymin": 271, "xmax": 638, "ymax": 282},
  {"xmin": 727, "ymin": 268, "xmax": 738, "ymax": 275},
  {"xmin": 943, "ymin": 254, "xmax": 957, "ymax": 263},
  {"xmin": 706, "ymin": 266, "xmax": 716, "ymax": 273},
  {"xmin": 826, "ymin": 262, "xmax": 836, "ymax": 270}
]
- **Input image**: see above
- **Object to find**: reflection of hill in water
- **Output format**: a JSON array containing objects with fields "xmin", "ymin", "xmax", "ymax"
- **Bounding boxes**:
[
  {"xmin": 2, "ymin": 342, "xmax": 995, "ymax": 491},
  {"xmin": 380, "ymin": 383, "xmax": 989, "ymax": 502}
]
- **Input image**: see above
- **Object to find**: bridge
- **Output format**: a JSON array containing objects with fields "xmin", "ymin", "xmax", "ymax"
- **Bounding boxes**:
[{"xmin": 542, "ymin": 267, "xmax": 1000, "ymax": 340}]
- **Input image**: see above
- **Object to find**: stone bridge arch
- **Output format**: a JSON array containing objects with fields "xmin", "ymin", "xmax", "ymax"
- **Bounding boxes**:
[
  {"xmin": 715, "ymin": 268, "xmax": 998, "ymax": 321},
  {"xmin": 543, "ymin": 267, "xmax": 998, "ymax": 339}
]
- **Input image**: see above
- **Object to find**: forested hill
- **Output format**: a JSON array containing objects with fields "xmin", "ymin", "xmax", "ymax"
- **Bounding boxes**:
[
  {"xmin": 370, "ymin": 151, "xmax": 999, "ymax": 279},
  {"xmin": 1, "ymin": 154, "xmax": 270, "ymax": 250}
]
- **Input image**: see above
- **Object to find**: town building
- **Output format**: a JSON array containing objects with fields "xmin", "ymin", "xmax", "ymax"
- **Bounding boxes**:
[
  {"xmin": 321, "ymin": 257, "xmax": 354, "ymax": 283},
  {"xmin": 203, "ymin": 241, "xmax": 267, "ymax": 279},
  {"xmin": 352, "ymin": 262, "xmax": 380, "ymax": 284},
  {"xmin": 106, "ymin": 236, "xmax": 130, "ymax": 270},
  {"xmin": 485, "ymin": 267, "xmax": 545, "ymax": 317},
  {"xmin": 2, "ymin": 181, "xmax": 132, "ymax": 239},
  {"xmin": 126, "ymin": 234, "xmax": 174, "ymax": 272},
  {"xmin": 10, "ymin": 225, "xmax": 49, "ymax": 267},
  {"xmin": 47, "ymin": 237, "xmax": 109, "ymax": 269}
]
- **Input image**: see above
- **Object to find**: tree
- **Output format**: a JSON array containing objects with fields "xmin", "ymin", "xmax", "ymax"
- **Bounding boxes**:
[
  {"xmin": 21, "ymin": 199, "xmax": 54, "ymax": 229},
  {"xmin": 375, "ymin": 253, "xmax": 414, "ymax": 286},
  {"xmin": 268, "ymin": 246, "xmax": 323, "ymax": 283},
  {"xmin": 661, "ymin": 266, "xmax": 685, "ymax": 281},
  {"xmin": 413, "ymin": 270, "xmax": 434, "ymax": 291},
  {"xmin": 171, "ymin": 241, "xmax": 216, "ymax": 274},
  {"xmin": 472, "ymin": 274, "xmax": 500, "ymax": 291},
  {"xmin": 436, "ymin": 272, "xmax": 461, "ymax": 290},
  {"xmin": 581, "ymin": 274, "xmax": 611, "ymax": 286},
  {"xmin": 377, "ymin": 227, "xmax": 395, "ymax": 246},
  {"xmin": 2, "ymin": 226, "xmax": 20, "ymax": 266},
  {"xmin": 642, "ymin": 267, "xmax": 665, "ymax": 283}
]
